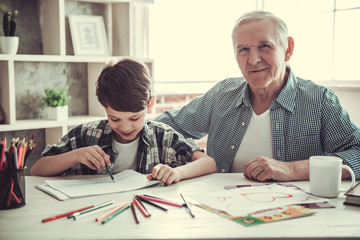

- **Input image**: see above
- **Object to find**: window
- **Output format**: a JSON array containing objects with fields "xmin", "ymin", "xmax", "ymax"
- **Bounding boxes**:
[
  {"xmin": 263, "ymin": 0, "xmax": 360, "ymax": 82},
  {"xmin": 149, "ymin": 0, "xmax": 360, "ymax": 94}
]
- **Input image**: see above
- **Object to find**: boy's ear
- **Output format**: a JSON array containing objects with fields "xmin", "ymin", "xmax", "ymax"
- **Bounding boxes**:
[{"xmin": 147, "ymin": 96, "xmax": 155, "ymax": 112}]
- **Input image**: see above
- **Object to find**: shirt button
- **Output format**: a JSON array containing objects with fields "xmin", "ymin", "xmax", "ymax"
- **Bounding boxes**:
[
  {"xmin": 241, "ymin": 122, "xmax": 246, "ymax": 127},
  {"xmin": 231, "ymin": 145, "xmax": 235, "ymax": 150},
  {"xmin": 221, "ymin": 169, "xmax": 226, "ymax": 173}
]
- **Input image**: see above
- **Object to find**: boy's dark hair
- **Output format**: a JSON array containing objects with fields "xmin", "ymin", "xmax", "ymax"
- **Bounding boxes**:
[{"xmin": 96, "ymin": 58, "xmax": 152, "ymax": 112}]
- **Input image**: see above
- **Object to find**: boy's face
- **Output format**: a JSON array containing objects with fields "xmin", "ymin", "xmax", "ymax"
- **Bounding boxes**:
[{"xmin": 104, "ymin": 106, "xmax": 147, "ymax": 144}]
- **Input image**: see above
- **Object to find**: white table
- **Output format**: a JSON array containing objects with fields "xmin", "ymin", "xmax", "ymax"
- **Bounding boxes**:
[{"xmin": 0, "ymin": 173, "xmax": 359, "ymax": 240}]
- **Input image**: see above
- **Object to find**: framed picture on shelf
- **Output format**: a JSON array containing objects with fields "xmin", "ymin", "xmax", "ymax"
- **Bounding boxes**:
[{"xmin": 69, "ymin": 15, "xmax": 109, "ymax": 56}]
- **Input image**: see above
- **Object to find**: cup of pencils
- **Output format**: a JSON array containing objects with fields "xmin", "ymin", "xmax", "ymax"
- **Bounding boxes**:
[
  {"xmin": 0, "ymin": 135, "xmax": 35, "ymax": 210},
  {"xmin": 0, "ymin": 168, "xmax": 26, "ymax": 209}
]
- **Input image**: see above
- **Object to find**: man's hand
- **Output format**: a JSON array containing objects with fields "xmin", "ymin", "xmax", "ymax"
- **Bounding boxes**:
[
  {"xmin": 75, "ymin": 145, "xmax": 111, "ymax": 171},
  {"xmin": 147, "ymin": 164, "xmax": 181, "ymax": 185},
  {"xmin": 243, "ymin": 156, "xmax": 309, "ymax": 182}
]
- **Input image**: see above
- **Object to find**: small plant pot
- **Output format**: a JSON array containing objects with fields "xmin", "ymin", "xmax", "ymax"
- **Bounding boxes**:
[
  {"xmin": 0, "ymin": 36, "xmax": 19, "ymax": 54},
  {"xmin": 45, "ymin": 106, "xmax": 68, "ymax": 121}
]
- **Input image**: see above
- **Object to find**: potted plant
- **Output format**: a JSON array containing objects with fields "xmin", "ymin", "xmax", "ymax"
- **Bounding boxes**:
[
  {"xmin": 43, "ymin": 87, "xmax": 70, "ymax": 121},
  {"xmin": 0, "ymin": 4, "xmax": 19, "ymax": 54}
]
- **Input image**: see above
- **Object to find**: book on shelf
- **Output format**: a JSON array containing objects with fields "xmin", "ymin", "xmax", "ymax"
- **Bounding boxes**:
[{"xmin": 344, "ymin": 182, "xmax": 360, "ymax": 207}]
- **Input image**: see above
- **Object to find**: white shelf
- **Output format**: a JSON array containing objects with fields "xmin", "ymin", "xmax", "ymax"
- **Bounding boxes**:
[
  {"xmin": 0, "ymin": 54, "xmax": 153, "ymax": 64},
  {"xmin": 73, "ymin": 0, "xmax": 153, "ymax": 3},
  {"xmin": 0, "ymin": 116, "xmax": 106, "ymax": 132}
]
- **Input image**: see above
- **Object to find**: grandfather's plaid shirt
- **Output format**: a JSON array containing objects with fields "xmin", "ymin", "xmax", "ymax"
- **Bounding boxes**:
[
  {"xmin": 42, "ymin": 120, "xmax": 203, "ymax": 175},
  {"xmin": 155, "ymin": 68, "xmax": 360, "ymax": 180}
]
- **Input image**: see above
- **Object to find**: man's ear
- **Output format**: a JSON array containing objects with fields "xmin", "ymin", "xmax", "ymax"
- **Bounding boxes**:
[
  {"xmin": 147, "ymin": 96, "xmax": 155, "ymax": 112},
  {"xmin": 285, "ymin": 36, "xmax": 294, "ymax": 61}
]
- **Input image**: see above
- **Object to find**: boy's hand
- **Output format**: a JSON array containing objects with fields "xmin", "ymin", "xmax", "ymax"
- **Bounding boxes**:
[
  {"xmin": 75, "ymin": 145, "xmax": 111, "ymax": 171},
  {"xmin": 147, "ymin": 164, "xmax": 181, "ymax": 185}
]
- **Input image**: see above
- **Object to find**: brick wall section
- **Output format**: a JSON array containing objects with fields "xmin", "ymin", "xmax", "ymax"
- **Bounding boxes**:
[{"xmin": 153, "ymin": 93, "xmax": 208, "ymax": 150}]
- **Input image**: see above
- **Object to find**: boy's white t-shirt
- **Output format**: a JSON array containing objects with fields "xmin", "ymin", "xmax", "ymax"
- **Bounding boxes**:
[
  {"xmin": 230, "ymin": 109, "xmax": 273, "ymax": 173},
  {"xmin": 111, "ymin": 137, "xmax": 139, "ymax": 174}
]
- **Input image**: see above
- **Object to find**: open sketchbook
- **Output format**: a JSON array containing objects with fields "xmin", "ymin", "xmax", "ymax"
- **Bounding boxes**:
[{"xmin": 35, "ymin": 169, "xmax": 161, "ymax": 201}]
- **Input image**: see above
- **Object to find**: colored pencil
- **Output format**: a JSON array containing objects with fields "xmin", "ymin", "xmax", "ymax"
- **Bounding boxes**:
[
  {"xmin": 68, "ymin": 200, "xmax": 115, "ymax": 219},
  {"xmin": 180, "ymin": 193, "xmax": 195, "ymax": 218},
  {"xmin": 11, "ymin": 191, "xmax": 21, "ymax": 205},
  {"xmin": 0, "ymin": 143, "xmax": 4, "ymax": 170},
  {"xmin": 136, "ymin": 195, "xmax": 183, "ymax": 208},
  {"xmin": 42, "ymin": 205, "xmax": 95, "ymax": 223},
  {"xmin": 136, "ymin": 195, "xmax": 168, "ymax": 211},
  {"xmin": 95, "ymin": 201, "xmax": 129, "ymax": 222},
  {"xmin": 101, "ymin": 204, "xmax": 130, "ymax": 224},
  {"xmin": 130, "ymin": 202, "xmax": 140, "ymax": 224},
  {"xmin": 91, "ymin": 136, "xmax": 115, "ymax": 183},
  {"xmin": 105, "ymin": 165, "xmax": 115, "ymax": 183},
  {"xmin": 133, "ymin": 197, "xmax": 151, "ymax": 217}
]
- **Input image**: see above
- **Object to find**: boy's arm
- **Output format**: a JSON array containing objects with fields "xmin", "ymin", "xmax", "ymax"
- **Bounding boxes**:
[
  {"xmin": 30, "ymin": 145, "xmax": 111, "ymax": 176},
  {"xmin": 177, "ymin": 150, "xmax": 217, "ymax": 179},
  {"xmin": 147, "ymin": 151, "xmax": 216, "ymax": 185}
]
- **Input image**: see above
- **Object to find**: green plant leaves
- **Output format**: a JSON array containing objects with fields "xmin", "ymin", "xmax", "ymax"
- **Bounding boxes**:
[{"xmin": 43, "ymin": 88, "xmax": 70, "ymax": 107}]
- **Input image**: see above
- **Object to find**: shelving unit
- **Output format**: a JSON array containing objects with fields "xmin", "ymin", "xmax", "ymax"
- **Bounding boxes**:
[{"xmin": 0, "ymin": 0, "xmax": 153, "ymax": 145}]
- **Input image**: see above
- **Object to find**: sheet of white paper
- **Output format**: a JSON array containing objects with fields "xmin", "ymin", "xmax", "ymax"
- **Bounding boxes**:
[
  {"xmin": 35, "ymin": 183, "xmax": 70, "ymax": 201},
  {"xmin": 190, "ymin": 183, "xmax": 328, "ymax": 217},
  {"xmin": 44, "ymin": 169, "xmax": 161, "ymax": 198}
]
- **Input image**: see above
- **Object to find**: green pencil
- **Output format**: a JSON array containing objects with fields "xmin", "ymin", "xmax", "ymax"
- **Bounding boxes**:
[
  {"xmin": 105, "ymin": 165, "xmax": 115, "ymax": 183},
  {"xmin": 68, "ymin": 200, "xmax": 115, "ymax": 219},
  {"xmin": 101, "ymin": 204, "xmax": 130, "ymax": 224},
  {"xmin": 91, "ymin": 136, "xmax": 115, "ymax": 183}
]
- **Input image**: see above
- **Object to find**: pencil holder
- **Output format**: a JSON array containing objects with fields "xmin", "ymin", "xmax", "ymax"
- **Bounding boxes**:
[{"xmin": 0, "ymin": 168, "xmax": 26, "ymax": 210}]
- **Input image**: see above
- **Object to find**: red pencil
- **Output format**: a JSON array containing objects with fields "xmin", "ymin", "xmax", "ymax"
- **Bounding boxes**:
[
  {"xmin": 136, "ymin": 195, "xmax": 183, "ymax": 208},
  {"xmin": 42, "ymin": 205, "xmax": 95, "ymax": 223},
  {"xmin": 11, "ymin": 191, "xmax": 21, "ymax": 205}
]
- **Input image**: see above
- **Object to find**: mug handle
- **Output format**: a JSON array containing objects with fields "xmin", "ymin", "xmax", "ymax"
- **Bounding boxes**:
[{"xmin": 340, "ymin": 165, "xmax": 356, "ymax": 192}]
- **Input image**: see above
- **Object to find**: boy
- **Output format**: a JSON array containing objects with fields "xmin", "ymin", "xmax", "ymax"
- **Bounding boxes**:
[{"xmin": 31, "ymin": 58, "xmax": 216, "ymax": 185}]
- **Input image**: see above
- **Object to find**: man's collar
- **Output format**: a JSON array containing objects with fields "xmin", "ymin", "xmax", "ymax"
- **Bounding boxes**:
[
  {"xmin": 236, "ymin": 67, "xmax": 297, "ymax": 112},
  {"xmin": 235, "ymin": 80, "xmax": 251, "ymax": 108},
  {"xmin": 273, "ymin": 67, "xmax": 297, "ymax": 112}
]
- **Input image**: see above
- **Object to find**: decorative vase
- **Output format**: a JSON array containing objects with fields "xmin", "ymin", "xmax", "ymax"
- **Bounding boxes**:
[
  {"xmin": 45, "ymin": 106, "xmax": 68, "ymax": 121},
  {"xmin": 0, "ymin": 36, "xmax": 19, "ymax": 54}
]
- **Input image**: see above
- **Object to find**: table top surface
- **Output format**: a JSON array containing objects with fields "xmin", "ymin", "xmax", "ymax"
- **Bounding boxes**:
[{"xmin": 0, "ymin": 173, "xmax": 359, "ymax": 240}]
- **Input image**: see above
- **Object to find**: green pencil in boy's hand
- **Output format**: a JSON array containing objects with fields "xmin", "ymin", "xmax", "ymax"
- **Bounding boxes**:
[
  {"xmin": 106, "ymin": 165, "xmax": 115, "ymax": 183},
  {"xmin": 91, "ymin": 136, "xmax": 115, "ymax": 183}
]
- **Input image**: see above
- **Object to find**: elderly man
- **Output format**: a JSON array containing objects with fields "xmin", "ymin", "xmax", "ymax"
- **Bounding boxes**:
[{"xmin": 155, "ymin": 10, "xmax": 360, "ymax": 182}]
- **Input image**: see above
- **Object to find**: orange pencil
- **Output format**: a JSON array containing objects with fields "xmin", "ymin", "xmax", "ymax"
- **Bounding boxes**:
[
  {"xmin": 133, "ymin": 197, "xmax": 151, "ymax": 217},
  {"xmin": 6, "ymin": 179, "xmax": 14, "ymax": 207},
  {"xmin": 17, "ymin": 143, "xmax": 23, "ymax": 169}
]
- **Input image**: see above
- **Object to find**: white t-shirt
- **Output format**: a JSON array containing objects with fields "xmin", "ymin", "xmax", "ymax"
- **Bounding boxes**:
[
  {"xmin": 111, "ymin": 137, "xmax": 139, "ymax": 174},
  {"xmin": 230, "ymin": 109, "xmax": 273, "ymax": 173}
]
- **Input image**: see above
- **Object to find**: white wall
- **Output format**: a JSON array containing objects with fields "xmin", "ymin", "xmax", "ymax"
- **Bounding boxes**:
[{"xmin": 330, "ymin": 87, "xmax": 360, "ymax": 126}]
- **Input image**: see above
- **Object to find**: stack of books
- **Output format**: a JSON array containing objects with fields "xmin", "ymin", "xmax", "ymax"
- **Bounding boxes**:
[{"xmin": 344, "ymin": 182, "xmax": 360, "ymax": 207}]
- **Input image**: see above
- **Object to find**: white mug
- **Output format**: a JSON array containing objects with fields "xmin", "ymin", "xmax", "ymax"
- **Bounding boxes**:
[{"xmin": 309, "ymin": 156, "xmax": 355, "ymax": 198}]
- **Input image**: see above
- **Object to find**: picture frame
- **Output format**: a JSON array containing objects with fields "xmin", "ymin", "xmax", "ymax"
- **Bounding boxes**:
[{"xmin": 69, "ymin": 15, "xmax": 109, "ymax": 56}]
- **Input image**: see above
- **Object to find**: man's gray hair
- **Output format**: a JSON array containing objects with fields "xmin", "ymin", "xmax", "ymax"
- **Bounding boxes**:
[{"xmin": 232, "ymin": 10, "xmax": 289, "ymax": 50}]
